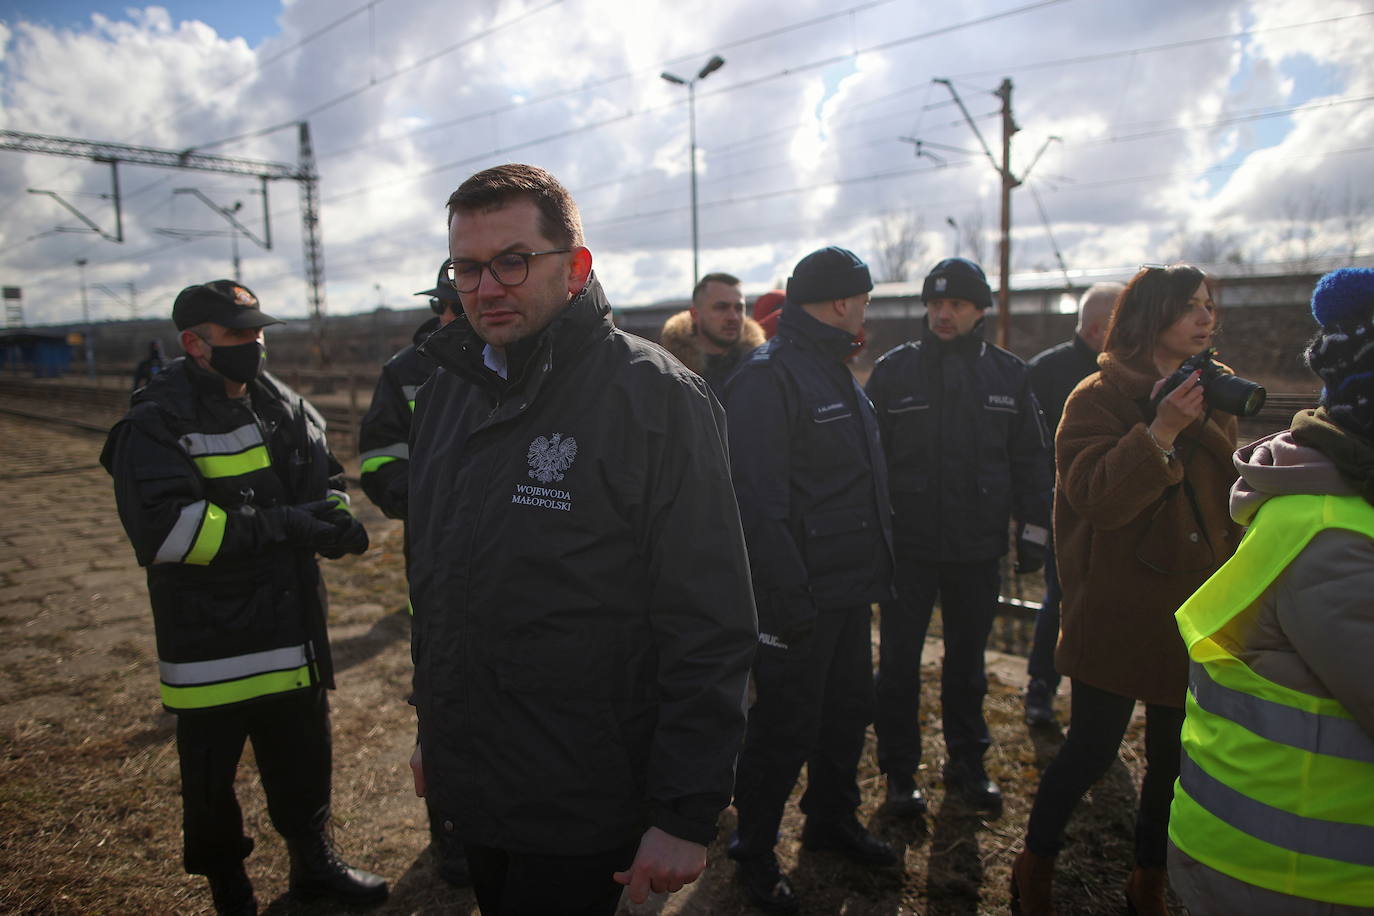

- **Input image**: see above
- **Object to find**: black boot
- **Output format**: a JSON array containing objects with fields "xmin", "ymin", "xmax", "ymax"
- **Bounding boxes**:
[
  {"xmin": 206, "ymin": 862, "xmax": 257, "ymax": 916},
  {"xmin": 801, "ymin": 816, "xmax": 899, "ymax": 867},
  {"xmin": 734, "ymin": 853, "xmax": 800, "ymax": 915},
  {"xmin": 884, "ymin": 771, "xmax": 929, "ymax": 818},
  {"xmin": 944, "ymin": 759, "xmax": 1003, "ymax": 812},
  {"xmin": 1024, "ymin": 678, "xmax": 1057, "ymax": 727},
  {"xmin": 287, "ymin": 830, "xmax": 389, "ymax": 905}
]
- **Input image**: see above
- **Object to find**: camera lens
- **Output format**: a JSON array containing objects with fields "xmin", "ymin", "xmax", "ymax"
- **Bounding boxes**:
[{"xmin": 1205, "ymin": 375, "xmax": 1266, "ymax": 417}]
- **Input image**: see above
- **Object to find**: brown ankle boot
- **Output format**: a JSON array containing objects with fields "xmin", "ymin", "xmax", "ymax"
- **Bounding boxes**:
[
  {"xmin": 1124, "ymin": 865, "xmax": 1168, "ymax": 916},
  {"xmin": 1010, "ymin": 849, "xmax": 1056, "ymax": 916}
]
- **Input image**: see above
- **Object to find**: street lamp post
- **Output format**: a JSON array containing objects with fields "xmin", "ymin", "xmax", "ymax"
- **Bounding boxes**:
[
  {"xmin": 946, "ymin": 216, "xmax": 960, "ymax": 258},
  {"xmin": 75, "ymin": 257, "xmax": 93, "ymax": 378},
  {"xmin": 661, "ymin": 55, "xmax": 725, "ymax": 286}
]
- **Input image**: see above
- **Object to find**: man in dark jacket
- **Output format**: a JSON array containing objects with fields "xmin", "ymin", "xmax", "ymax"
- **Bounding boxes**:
[
  {"xmin": 357, "ymin": 261, "xmax": 461, "ymax": 521},
  {"xmin": 658, "ymin": 272, "xmax": 765, "ymax": 396},
  {"xmin": 1022, "ymin": 281, "xmax": 1120, "ymax": 726},
  {"xmin": 355, "ymin": 261, "xmax": 469, "ymax": 886},
  {"xmin": 406, "ymin": 164, "xmax": 757, "ymax": 916},
  {"xmin": 725, "ymin": 247, "xmax": 897, "ymax": 914},
  {"xmin": 868, "ymin": 257, "xmax": 1051, "ymax": 814},
  {"xmin": 100, "ymin": 280, "xmax": 385, "ymax": 915}
]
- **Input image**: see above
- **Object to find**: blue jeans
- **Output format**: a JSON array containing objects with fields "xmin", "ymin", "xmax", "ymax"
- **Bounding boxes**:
[{"xmin": 1027, "ymin": 537, "xmax": 1061, "ymax": 692}]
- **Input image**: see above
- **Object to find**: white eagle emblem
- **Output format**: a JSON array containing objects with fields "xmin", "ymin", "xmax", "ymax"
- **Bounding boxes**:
[{"xmin": 527, "ymin": 432, "xmax": 578, "ymax": 483}]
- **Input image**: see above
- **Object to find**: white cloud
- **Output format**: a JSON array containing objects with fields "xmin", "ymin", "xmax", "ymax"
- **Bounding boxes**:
[{"xmin": 1, "ymin": 0, "xmax": 1371, "ymax": 330}]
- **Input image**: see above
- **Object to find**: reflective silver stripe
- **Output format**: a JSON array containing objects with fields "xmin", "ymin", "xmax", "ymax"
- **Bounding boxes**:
[
  {"xmin": 401, "ymin": 385, "xmax": 420, "ymax": 402},
  {"xmin": 153, "ymin": 500, "xmax": 206, "ymax": 564},
  {"xmin": 1179, "ymin": 754, "xmax": 1374, "ymax": 866},
  {"xmin": 360, "ymin": 442, "xmax": 409, "ymax": 463},
  {"xmin": 179, "ymin": 423, "xmax": 263, "ymax": 457},
  {"xmin": 886, "ymin": 404, "xmax": 929, "ymax": 414},
  {"xmin": 159, "ymin": 645, "xmax": 309, "ymax": 686},
  {"xmin": 1192, "ymin": 664, "xmax": 1374, "ymax": 764}
]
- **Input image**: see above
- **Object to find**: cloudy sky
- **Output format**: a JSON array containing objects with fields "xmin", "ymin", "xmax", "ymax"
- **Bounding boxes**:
[{"xmin": 2, "ymin": 0, "xmax": 1371, "ymax": 326}]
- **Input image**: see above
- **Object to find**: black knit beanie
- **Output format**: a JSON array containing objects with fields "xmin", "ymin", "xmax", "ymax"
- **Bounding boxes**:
[
  {"xmin": 786, "ymin": 246, "xmax": 873, "ymax": 305},
  {"xmin": 1305, "ymin": 268, "xmax": 1374, "ymax": 440},
  {"xmin": 921, "ymin": 257, "xmax": 992, "ymax": 311}
]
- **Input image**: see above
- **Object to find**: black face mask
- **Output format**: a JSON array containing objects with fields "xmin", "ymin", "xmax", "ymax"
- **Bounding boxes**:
[{"xmin": 208, "ymin": 340, "xmax": 266, "ymax": 383}]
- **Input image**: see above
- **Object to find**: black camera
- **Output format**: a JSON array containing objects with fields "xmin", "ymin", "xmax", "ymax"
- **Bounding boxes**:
[{"xmin": 1152, "ymin": 347, "xmax": 1266, "ymax": 417}]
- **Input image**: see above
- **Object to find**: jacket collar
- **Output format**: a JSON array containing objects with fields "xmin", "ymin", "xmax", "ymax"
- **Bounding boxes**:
[
  {"xmin": 920, "ymin": 316, "xmax": 987, "ymax": 360},
  {"xmin": 776, "ymin": 301, "xmax": 857, "ymax": 363},
  {"xmin": 412, "ymin": 314, "xmax": 442, "ymax": 347},
  {"xmin": 1071, "ymin": 333, "xmax": 1099, "ymax": 365},
  {"xmin": 418, "ymin": 272, "xmax": 613, "ymax": 397}
]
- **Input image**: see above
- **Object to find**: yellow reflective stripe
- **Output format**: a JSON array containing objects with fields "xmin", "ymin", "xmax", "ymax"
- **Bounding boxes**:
[
  {"xmin": 408, "ymin": 400, "xmax": 416, "ymax": 412},
  {"xmin": 327, "ymin": 488, "xmax": 352, "ymax": 516},
  {"xmin": 1170, "ymin": 782, "xmax": 1374, "ymax": 906},
  {"xmin": 159, "ymin": 664, "xmax": 312, "ymax": 710},
  {"xmin": 361, "ymin": 455, "xmax": 399, "ymax": 475},
  {"xmin": 192, "ymin": 445, "xmax": 271, "ymax": 479},
  {"xmin": 183, "ymin": 502, "xmax": 227, "ymax": 565}
]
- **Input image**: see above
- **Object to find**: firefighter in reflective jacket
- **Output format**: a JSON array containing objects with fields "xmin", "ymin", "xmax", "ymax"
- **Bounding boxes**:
[
  {"xmin": 1169, "ymin": 267, "xmax": 1374, "ymax": 914},
  {"xmin": 357, "ymin": 262, "xmax": 461, "ymax": 521},
  {"xmin": 355, "ymin": 262, "xmax": 470, "ymax": 887},
  {"xmin": 100, "ymin": 279, "xmax": 386, "ymax": 916}
]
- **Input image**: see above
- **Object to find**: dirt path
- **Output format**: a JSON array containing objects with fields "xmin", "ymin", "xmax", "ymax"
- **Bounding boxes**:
[{"xmin": 0, "ymin": 413, "xmax": 1177, "ymax": 915}]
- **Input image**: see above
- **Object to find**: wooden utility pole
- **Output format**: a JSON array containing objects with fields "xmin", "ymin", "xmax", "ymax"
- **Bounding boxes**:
[{"xmin": 923, "ymin": 78, "xmax": 1021, "ymax": 348}]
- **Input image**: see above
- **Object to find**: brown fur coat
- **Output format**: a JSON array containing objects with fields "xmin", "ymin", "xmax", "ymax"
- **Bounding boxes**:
[
  {"xmin": 658, "ymin": 310, "xmax": 766, "ymax": 379},
  {"xmin": 1053, "ymin": 351, "xmax": 1241, "ymax": 707}
]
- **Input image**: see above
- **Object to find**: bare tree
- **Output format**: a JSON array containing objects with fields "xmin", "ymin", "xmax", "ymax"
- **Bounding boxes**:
[
  {"xmin": 1279, "ymin": 188, "xmax": 1330, "ymax": 270},
  {"xmin": 1337, "ymin": 180, "xmax": 1371, "ymax": 264},
  {"xmin": 960, "ymin": 208, "xmax": 987, "ymax": 267},
  {"xmin": 1174, "ymin": 229, "xmax": 1248, "ymax": 271},
  {"xmin": 871, "ymin": 211, "xmax": 927, "ymax": 282}
]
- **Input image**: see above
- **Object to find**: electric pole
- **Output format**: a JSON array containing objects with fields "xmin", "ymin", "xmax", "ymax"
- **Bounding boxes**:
[{"xmin": 996, "ymin": 78, "xmax": 1017, "ymax": 350}]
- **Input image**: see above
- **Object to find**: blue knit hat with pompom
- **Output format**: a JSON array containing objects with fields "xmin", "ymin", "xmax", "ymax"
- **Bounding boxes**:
[{"xmin": 1306, "ymin": 268, "xmax": 1374, "ymax": 438}]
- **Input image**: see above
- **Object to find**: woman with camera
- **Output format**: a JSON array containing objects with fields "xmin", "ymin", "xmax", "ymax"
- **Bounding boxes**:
[{"xmin": 1010, "ymin": 264, "xmax": 1243, "ymax": 916}]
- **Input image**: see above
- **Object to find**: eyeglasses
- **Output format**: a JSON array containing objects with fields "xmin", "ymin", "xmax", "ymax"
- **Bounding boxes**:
[
  {"xmin": 1138, "ymin": 263, "xmax": 1170, "ymax": 272},
  {"xmin": 444, "ymin": 249, "xmax": 571, "ymax": 293}
]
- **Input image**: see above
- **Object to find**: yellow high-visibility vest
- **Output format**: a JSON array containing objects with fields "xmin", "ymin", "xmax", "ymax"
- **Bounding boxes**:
[{"xmin": 1170, "ymin": 492, "xmax": 1374, "ymax": 907}]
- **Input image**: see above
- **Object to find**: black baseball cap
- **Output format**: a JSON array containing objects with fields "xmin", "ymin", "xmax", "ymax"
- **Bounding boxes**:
[
  {"xmin": 413, "ymin": 261, "xmax": 461, "ymax": 305},
  {"xmin": 172, "ymin": 280, "xmax": 283, "ymax": 331}
]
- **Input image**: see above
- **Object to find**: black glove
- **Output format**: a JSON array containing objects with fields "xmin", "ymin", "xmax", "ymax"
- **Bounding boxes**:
[
  {"xmin": 756, "ymin": 585, "xmax": 817, "ymax": 652},
  {"xmin": 262, "ymin": 500, "xmax": 348, "ymax": 552},
  {"xmin": 1014, "ymin": 522, "xmax": 1049, "ymax": 575},
  {"xmin": 319, "ymin": 514, "xmax": 369, "ymax": 558}
]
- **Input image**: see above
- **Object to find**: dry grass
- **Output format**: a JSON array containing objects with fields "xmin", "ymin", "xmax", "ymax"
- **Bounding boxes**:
[{"xmin": 0, "ymin": 501, "xmax": 1180, "ymax": 915}]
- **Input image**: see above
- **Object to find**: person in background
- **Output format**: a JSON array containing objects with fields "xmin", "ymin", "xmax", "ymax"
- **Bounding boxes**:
[
  {"xmin": 132, "ymin": 338, "xmax": 165, "ymax": 391},
  {"xmin": 1023, "ymin": 282, "xmax": 1122, "ymax": 726},
  {"xmin": 725, "ymin": 247, "xmax": 896, "ymax": 915},
  {"xmin": 100, "ymin": 280, "xmax": 382, "ymax": 916},
  {"xmin": 868, "ymin": 257, "xmax": 1051, "ymax": 817},
  {"xmin": 1011, "ymin": 264, "xmax": 1241, "ymax": 916},
  {"xmin": 1169, "ymin": 267, "xmax": 1374, "ymax": 915},
  {"xmin": 752, "ymin": 289, "xmax": 786, "ymax": 339},
  {"xmin": 658, "ymin": 271, "xmax": 765, "ymax": 396},
  {"xmin": 354, "ymin": 261, "xmax": 468, "ymax": 887},
  {"xmin": 406, "ymin": 164, "xmax": 756, "ymax": 916}
]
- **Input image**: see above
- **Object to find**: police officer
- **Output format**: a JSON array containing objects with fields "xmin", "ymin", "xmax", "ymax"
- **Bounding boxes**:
[
  {"xmin": 100, "ymin": 280, "xmax": 386, "ymax": 915},
  {"xmin": 725, "ymin": 247, "xmax": 897, "ymax": 915},
  {"xmin": 868, "ymin": 257, "xmax": 1051, "ymax": 814},
  {"xmin": 1022, "ymin": 282, "xmax": 1121, "ymax": 726},
  {"xmin": 355, "ymin": 262, "xmax": 469, "ymax": 886}
]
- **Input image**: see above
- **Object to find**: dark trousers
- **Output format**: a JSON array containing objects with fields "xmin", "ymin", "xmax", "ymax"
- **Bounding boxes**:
[
  {"xmin": 875, "ymin": 558, "xmax": 1001, "ymax": 775},
  {"xmin": 465, "ymin": 841, "xmax": 637, "ymax": 916},
  {"xmin": 1027, "ymin": 537, "xmax": 1062, "ymax": 691},
  {"xmin": 1025, "ymin": 678, "xmax": 1184, "ymax": 868},
  {"xmin": 731, "ymin": 605, "xmax": 875, "ymax": 859},
  {"xmin": 175, "ymin": 687, "xmax": 332, "ymax": 875}
]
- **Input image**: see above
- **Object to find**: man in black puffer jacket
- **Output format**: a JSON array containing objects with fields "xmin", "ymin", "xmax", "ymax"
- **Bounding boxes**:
[
  {"xmin": 101, "ymin": 280, "xmax": 384, "ymax": 916},
  {"xmin": 407, "ymin": 164, "xmax": 756, "ymax": 916},
  {"xmin": 867, "ymin": 257, "xmax": 1051, "ymax": 816}
]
